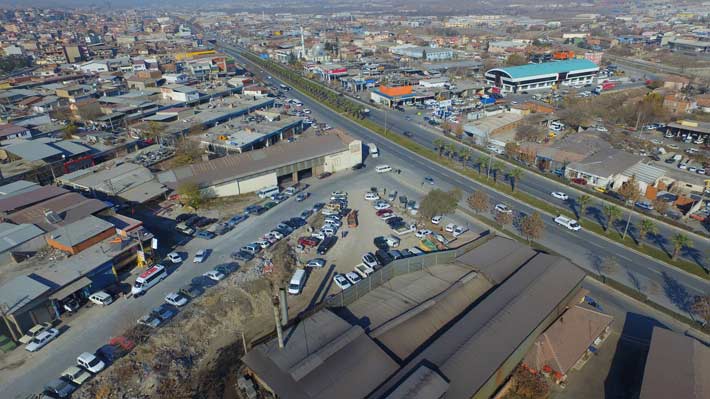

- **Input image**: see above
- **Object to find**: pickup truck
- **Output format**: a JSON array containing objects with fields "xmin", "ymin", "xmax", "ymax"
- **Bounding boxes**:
[
  {"xmin": 354, "ymin": 263, "xmax": 374, "ymax": 278},
  {"xmin": 554, "ymin": 215, "xmax": 581, "ymax": 231},
  {"xmin": 393, "ymin": 223, "xmax": 417, "ymax": 236}
]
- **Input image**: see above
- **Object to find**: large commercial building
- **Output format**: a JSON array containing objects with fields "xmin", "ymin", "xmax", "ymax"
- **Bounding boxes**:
[
  {"xmin": 486, "ymin": 59, "xmax": 599, "ymax": 93},
  {"xmin": 158, "ymin": 131, "xmax": 362, "ymax": 198}
]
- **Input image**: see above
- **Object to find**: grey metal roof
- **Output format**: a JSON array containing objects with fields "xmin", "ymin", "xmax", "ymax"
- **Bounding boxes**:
[
  {"xmin": 5, "ymin": 141, "xmax": 62, "ymax": 161},
  {"xmin": 0, "ymin": 275, "xmax": 51, "ymax": 314},
  {"xmin": 640, "ymin": 327, "xmax": 710, "ymax": 399},
  {"xmin": 32, "ymin": 245, "xmax": 113, "ymax": 287},
  {"xmin": 0, "ymin": 223, "xmax": 44, "ymax": 253},
  {"xmin": 242, "ymin": 309, "xmax": 398, "ymax": 399},
  {"xmin": 47, "ymin": 215, "xmax": 115, "ymax": 247},
  {"xmin": 0, "ymin": 185, "xmax": 68, "ymax": 213},
  {"xmin": 622, "ymin": 162, "xmax": 666, "ymax": 184},
  {"xmin": 567, "ymin": 148, "xmax": 642, "ymax": 179},
  {"xmin": 455, "ymin": 236, "xmax": 537, "ymax": 284},
  {"xmin": 370, "ymin": 254, "xmax": 586, "ymax": 399},
  {"xmin": 0, "ymin": 180, "xmax": 39, "ymax": 198},
  {"xmin": 59, "ymin": 162, "xmax": 168, "ymax": 203},
  {"xmin": 384, "ymin": 365, "xmax": 449, "ymax": 399}
]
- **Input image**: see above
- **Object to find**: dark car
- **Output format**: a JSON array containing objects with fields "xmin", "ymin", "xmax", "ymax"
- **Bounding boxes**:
[
  {"xmin": 373, "ymin": 236, "xmax": 389, "ymax": 251},
  {"xmin": 403, "ymin": 131, "xmax": 413, "ymax": 137},
  {"xmin": 44, "ymin": 378, "xmax": 76, "ymax": 398},
  {"xmin": 215, "ymin": 263, "xmax": 238, "ymax": 275},
  {"xmin": 386, "ymin": 217, "xmax": 404, "ymax": 227},
  {"xmin": 184, "ymin": 215, "xmax": 202, "ymax": 227},
  {"xmin": 318, "ymin": 172, "xmax": 332, "ymax": 179},
  {"xmin": 175, "ymin": 213, "xmax": 193, "ymax": 223},
  {"xmin": 352, "ymin": 163, "xmax": 365, "ymax": 170},
  {"xmin": 244, "ymin": 205, "xmax": 263, "ymax": 215},
  {"xmin": 253, "ymin": 206, "xmax": 268, "ymax": 215},
  {"xmin": 194, "ymin": 218, "xmax": 216, "ymax": 228},
  {"xmin": 227, "ymin": 214, "xmax": 248, "ymax": 226},
  {"xmin": 179, "ymin": 284, "xmax": 204, "ymax": 299},
  {"xmin": 263, "ymin": 201, "xmax": 277, "ymax": 210},
  {"xmin": 231, "ymin": 250, "xmax": 254, "ymax": 262},
  {"xmin": 317, "ymin": 236, "xmax": 337, "ymax": 255},
  {"xmin": 213, "ymin": 223, "xmax": 231, "ymax": 235},
  {"xmin": 374, "ymin": 249, "xmax": 394, "ymax": 267}
]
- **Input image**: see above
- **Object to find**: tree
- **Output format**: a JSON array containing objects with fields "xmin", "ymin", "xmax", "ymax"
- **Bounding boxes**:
[
  {"xmin": 618, "ymin": 175, "xmax": 642, "ymax": 239},
  {"xmin": 506, "ymin": 53, "xmax": 527, "ymax": 66},
  {"xmin": 491, "ymin": 160, "xmax": 505, "ymax": 183},
  {"xmin": 495, "ymin": 210, "xmax": 513, "ymax": 228},
  {"xmin": 146, "ymin": 121, "xmax": 164, "ymax": 142},
  {"xmin": 578, "ymin": 195, "xmax": 591, "ymax": 220},
  {"xmin": 171, "ymin": 139, "xmax": 203, "ymax": 167},
  {"xmin": 62, "ymin": 122, "xmax": 78, "ymax": 139},
  {"xmin": 603, "ymin": 205, "xmax": 622, "ymax": 234},
  {"xmin": 671, "ymin": 233, "xmax": 692, "ymax": 260},
  {"xmin": 652, "ymin": 198, "xmax": 669, "ymax": 216},
  {"xmin": 477, "ymin": 154, "xmax": 490, "ymax": 175},
  {"xmin": 504, "ymin": 142, "xmax": 520, "ymax": 159},
  {"xmin": 467, "ymin": 191, "xmax": 489, "ymax": 214},
  {"xmin": 459, "ymin": 147, "xmax": 472, "ymax": 168},
  {"xmin": 511, "ymin": 365, "xmax": 549, "ymax": 399},
  {"xmin": 453, "ymin": 123, "xmax": 464, "ymax": 138},
  {"xmin": 433, "ymin": 138, "xmax": 446, "ymax": 157},
  {"xmin": 637, "ymin": 219, "xmax": 657, "ymax": 247},
  {"xmin": 520, "ymin": 212, "xmax": 544, "ymax": 244},
  {"xmin": 419, "ymin": 188, "xmax": 462, "ymax": 221},
  {"xmin": 177, "ymin": 182, "xmax": 203, "ymax": 209},
  {"xmin": 508, "ymin": 167, "xmax": 523, "ymax": 192},
  {"xmin": 691, "ymin": 295, "xmax": 710, "ymax": 326}
]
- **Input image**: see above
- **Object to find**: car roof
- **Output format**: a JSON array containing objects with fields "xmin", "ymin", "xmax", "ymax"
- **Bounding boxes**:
[{"xmin": 77, "ymin": 352, "xmax": 95, "ymax": 361}]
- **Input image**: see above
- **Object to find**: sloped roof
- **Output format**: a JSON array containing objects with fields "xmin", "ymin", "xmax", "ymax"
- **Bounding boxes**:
[
  {"xmin": 640, "ymin": 327, "xmax": 710, "ymax": 399},
  {"xmin": 455, "ymin": 235, "xmax": 537, "ymax": 284},
  {"xmin": 0, "ymin": 185, "xmax": 68, "ymax": 213},
  {"xmin": 242, "ymin": 309, "xmax": 398, "ymax": 399},
  {"xmin": 7, "ymin": 192, "xmax": 108, "ymax": 232},
  {"xmin": 523, "ymin": 304, "xmax": 614, "ymax": 374},
  {"xmin": 567, "ymin": 148, "xmax": 642, "ymax": 179},
  {"xmin": 622, "ymin": 162, "xmax": 666, "ymax": 184},
  {"xmin": 0, "ymin": 275, "xmax": 51, "ymax": 314},
  {"xmin": 0, "ymin": 223, "xmax": 44, "ymax": 253}
]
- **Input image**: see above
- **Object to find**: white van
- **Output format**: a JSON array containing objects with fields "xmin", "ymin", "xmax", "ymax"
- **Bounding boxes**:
[
  {"xmin": 256, "ymin": 185, "xmax": 280, "ymax": 199},
  {"xmin": 368, "ymin": 143, "xmax": 379, "ymax": 158},
  {"xmin": 88, "ymin": 291, "xmax": 113, "ymax": 306},
  {"xmin": 131, "ymin": 264, "xmax": 167, "ymax": 296},
  {"xmin": 375, "ymin": 164, "xmax": 392, "ymax": 173},
  {"xmin": 288, "ymin": 269, "xmax": 307, "ymax": 295}
]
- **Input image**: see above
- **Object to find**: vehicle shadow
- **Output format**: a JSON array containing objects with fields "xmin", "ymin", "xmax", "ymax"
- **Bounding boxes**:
[{"xmin": 604, "ymin": 313, "xmax": 665, "ymax": 399}]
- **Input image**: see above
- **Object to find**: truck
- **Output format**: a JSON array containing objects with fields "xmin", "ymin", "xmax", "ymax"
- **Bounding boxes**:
[
  {"xmin": 354, "ymin": 263, "xmax": 374, "ymax": 278},
  {"xmin": 394, "ymin": 223, "xmax": 417, "ymax": 236},
  {"xmin": 554, "ymin": 215, "xmax": 582, "ymax": 231},
  {"xmin": 347, "ymin": 210, "xmax": 358, "ymax": 228},
  {"xmin": 593, "ymin": 81, "xmax": 616, "ymax": 95},
  {"xmin": 368, "ymin": 143, "xmax": 379, "ymax": 158}
]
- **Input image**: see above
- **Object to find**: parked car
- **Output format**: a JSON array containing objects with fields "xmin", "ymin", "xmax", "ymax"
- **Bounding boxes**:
[
  {"xmin": 166, "ymin": 252, "xmax": 183, "ymax": 264},
  {"xmin": 44, "ymin": 378, "xmax": 77, "ymax": 398},
  {"xmin": 318, "ymin": 172, "xmax": 332, "ymax": 179},
  {"xmin": 415, "ymin": 229, "xmax": 432, "ymax": 238},
  {"xmin": 571, "ymin": 177, "xmax": 587, "ymax": 185},
  {"xmin": 88, "ymin": 291, "xmax": 114, "ymax": 306},
  {"xmin": 333, "ymin": 274, "xmax": 352, "ymax": 290},
  {"xmin": 61, "ymin": 365, "xmax": 92, "ymax": 385},
  {"xmin": 25, "ymin": 328, "xmax": 60, "ymax": 352},
  {"xmin": 179, "ymin": 284, "xmax": 203, "ymax": 299},
  {"xmin": 306, "ymin": 258, "xmax": 326, "ymax": 268},
  {"xmin": 77, "ymin": 352, "xmax": 106, "ymax": 373},
  {"xmin": 362, "ymin": 252, "xmax": 378, "ymax": 268},
  {"xmin": 193, "ymin": 249, "xmax": 208, "ymax": 263},
  {"xmin": 231, "ymin": 250, "xmax": 254, "ymax": 262},
  {"xmin": 445, "ymin": 223, "xmax": 456, "ymax": 233},
  {"xmin": 298, "ymin": 236, "xmax": 320, "ymax": 247},
  {"xmin": 431, "ymin": 215, "xmax": 443, "ymax": 224},
  {"xmin": 345, "ymin": 272, "xmax": 362, "ymax": 285},
  {"xmin": 19, "ymin": 322, "xmax": 54, "ymax": 344},
  {"xmin": 137, "ymin": 313, "xmax": 162, "ymax": 328},
  {"xmin": 165, "ymin": 292, "xmax": 189, "ymax": 307},
  {"xmin": 204, "ymin": 270, "xmax": 226, "ymax": 281},
  {"xmin": 195, "ymin": 231, "xmax": 215, "ymax": 240}
]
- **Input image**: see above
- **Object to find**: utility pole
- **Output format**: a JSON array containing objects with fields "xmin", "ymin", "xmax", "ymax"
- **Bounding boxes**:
[{"xmin": 272, "ymin": 296, "xmax": 284, "ymax": 349}]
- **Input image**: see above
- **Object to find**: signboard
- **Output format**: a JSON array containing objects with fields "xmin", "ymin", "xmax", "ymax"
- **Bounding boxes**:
[
  {"xmin": 137, "ymin": 251, "xmax": 145, "ymax": 263},
  {"xmin": 151, "ymin": 238, "xmax": 158, "ymax": 250}
]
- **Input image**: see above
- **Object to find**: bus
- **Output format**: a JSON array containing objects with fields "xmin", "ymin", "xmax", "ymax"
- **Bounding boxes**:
[
  {"xmin": 256, "ymin": 185, "xmax": 280, "ymax": 199},
  {"xmin": 368, "ymin": 143, "xmax": 379, "ymax": 158},
  {"xmin": 131, "ymin": 264, "xmax": 167, "ymax": 296}
]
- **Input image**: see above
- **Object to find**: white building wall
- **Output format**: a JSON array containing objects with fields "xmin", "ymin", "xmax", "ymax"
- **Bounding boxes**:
[
  {"xmin": 237, "ymin": 173, "xmax": 278, "ymax": 194},
  {"xmin": 323, "ymin": 141, "xmax": 363, "ymax": 172}
]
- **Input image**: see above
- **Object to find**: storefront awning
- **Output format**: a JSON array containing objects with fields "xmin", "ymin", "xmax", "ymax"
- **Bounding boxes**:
[{"xmin": 49, "ymin": 277, "xmax": 92, "ymax": 300}]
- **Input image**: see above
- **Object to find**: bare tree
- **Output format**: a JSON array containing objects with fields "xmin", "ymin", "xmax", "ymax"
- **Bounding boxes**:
[
  {"xmin": 691, "ymin": 295, "xmax": 710, "ymax": 326},
  {"xmin": 467, "ymin": 191, "xmax": 489, "ymax": 214},
  {"xmin": 495, "ymin": 211, "xmax": 513, "ymax": 229},
  {"xmin": 520, "ymin": 212, "xmax": 545, "ymax": 244}
]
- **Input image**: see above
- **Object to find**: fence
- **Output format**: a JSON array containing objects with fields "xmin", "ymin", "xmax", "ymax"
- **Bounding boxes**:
[{"xmin": 325, "ymin": 231, "xmax": 494, "ymax": 308}]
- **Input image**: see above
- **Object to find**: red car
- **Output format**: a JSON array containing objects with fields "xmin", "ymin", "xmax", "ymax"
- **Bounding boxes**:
[
  {"xmin": 376, "ymin": 209, "xmax": 393, "ymax": 217},
  {"xmin": 318, "ymin": 172, "xmax": 332, "ymax": 179},
  {"xmin": 571, "ymin": 178, "xmax": 587, "ymax": 185},
  {"xmin": 298, "ymin": 237, "xmax": 320, "ymax": 247}
]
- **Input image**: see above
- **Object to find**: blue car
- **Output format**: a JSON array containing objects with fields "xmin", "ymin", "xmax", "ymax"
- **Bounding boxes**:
[{"xmin": 196, "ymin": 231, "xmax": 215, "ymax": 240}]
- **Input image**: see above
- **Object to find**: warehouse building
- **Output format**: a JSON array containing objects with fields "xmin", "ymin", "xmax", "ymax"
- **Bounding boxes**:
[
  {"xmin": 486, "ymin": 59, "xmax": 599, "ymax": 93},
  {"xmin": 158, "ymin": 131, "xmax": 362, "ymax": 198}
]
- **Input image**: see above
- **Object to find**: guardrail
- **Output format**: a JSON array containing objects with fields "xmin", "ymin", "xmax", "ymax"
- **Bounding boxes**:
[{"xmin": 325, "ymin": 231, "xmax": 494, "ymax": 308}]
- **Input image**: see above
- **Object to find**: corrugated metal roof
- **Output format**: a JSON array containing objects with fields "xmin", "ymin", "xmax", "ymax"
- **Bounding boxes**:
[
  {"xmin": 5, "ymin": 141, "xmax": 62, "ymax": 161},
  {"xmin": 640, "ymin": 327, "xmax": 710, "ymax": 399},
  {"xmin": 0, "ymin": 275, "xmax": 51, "ymax": 314},
  {"xmin": 455, "ymin": 236, "xmax": 537, "ymax": 284},
  {"xmin": 7, "ymin": 192, "xmax": 108, "ymax": 232},
  {"xmin": 0, "ymin": 180, "xmax": 38, "ymax": 197},
  {"xmin": 0, "ymin": 185, "xmax": 68, "ymax": 213},
  {"xmin": 622, "ymin": 162, "xmax": 666, "ymax": 184},
  {"xmin": 490, "ymin": 59, "xmax": 599, "ymax": 80},
  {"xmin": 47, "ymin": 215, "xmax": 114, "ymax": 247},
  {"xmin": 0, "ymin": 223, "xmax": 44, "ymax": 253}
]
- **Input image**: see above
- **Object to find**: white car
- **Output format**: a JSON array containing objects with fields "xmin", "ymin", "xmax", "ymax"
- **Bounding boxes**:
[
  {"xmin": 165, "ymin": 292, "xmax": 189, "ymax": 307},
  {"xmin": 268, "ymin": 230, "xmax": 284, "ymax": 240},
  {"xmin": 204, "ymin": 270, "xmax": 226, "ymax": 281},
  {"xmin": 362, "ymin": 252, "xmax": 378, "ymax": 268},
  {"xmin": 331, "ymin": 191, "xmax": 347, "ymax": 198},
  {"xmin": 193, "ymin": 250, "xmax": 207, "ymax": 263},
  {"xmin": 166, "ymin": 252, "xmax": 183, "ymax": 264},
  {"xmin": 415, "ymin": 229, "xmax": 432, "ymax": 238},
  {"xmin": 374, "ymin": 201, "xmax": 391, "ymax": 211},
  {"xmin": 333, "ymin": 274, "xmax": 352, "ymax": 290},
  {"xmin": 494, "ymin": 204, "xmax": 513, "ymax": 214},
  {"xmin": 453, "ymin": 226, "xmax": 468, "ymax": 237},
  {"xmin": 551, "ymin": 191, "xmax": 569, "ymax": 200},
  {"xmin": 25, "ymin": 328, "xmax": 60, "ymax": 352},
  {"xmin": 365, "ymin": 192, "xmax": 380, "ymax": 201},
  {"xmin": 345, "ymin": 272, "xmax": 362, "ymax": 285},
  {"xmin": 77, "ymin": 352, "xmax": 105, "ymax": 374},
  {"xmin": 306, "ymin": 258, "xmax": 326, "ymax": 268},
  {"xmin": 445, "ymin": 223, "xmax": 456, "ymax": 233},
  {"xmin": 256, "ymin": 239, "xmax": 272, "ymax": 249},
  {"xmin": 431, "ymin": 215, "xmax": 442, "ymax": 224},
  {"xmin": 596, "ymin": 126, "xmax": 608, "ymax": 132}
]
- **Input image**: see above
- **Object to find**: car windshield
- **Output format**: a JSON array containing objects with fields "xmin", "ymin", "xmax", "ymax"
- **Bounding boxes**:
[
  {"xmin": 134, "ymin": 282, "xmax": 143, "ymax": 288},
  {"xmin": 88, "ymin": 357, "xmax": 100, "ymax": 367}
]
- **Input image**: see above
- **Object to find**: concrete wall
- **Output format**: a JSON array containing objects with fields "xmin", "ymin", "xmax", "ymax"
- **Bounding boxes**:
[
  {"xmin": 324, "ymin": 141, "xmax": 363, "ymax": 172},
  {"xmin": 239, "ymin": 173, "xmax": 278, "ymax": 194}
]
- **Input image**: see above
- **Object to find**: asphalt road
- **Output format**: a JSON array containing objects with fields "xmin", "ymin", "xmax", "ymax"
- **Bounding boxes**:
[
  {"xmin": 223, "ymin": 44, "xmax": 710, "ymax": 318},
  {"xmin": 0, "ymin": 170, "xmax": 390, "ymax": 399}
]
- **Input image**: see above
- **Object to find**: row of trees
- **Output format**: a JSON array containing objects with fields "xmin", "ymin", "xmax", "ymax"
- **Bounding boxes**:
[
  {"xmin": 242, "ymin": 52, "xmax": 366, "ymax": 120},
  {"xmin": 467, "ymin": 190, "xmax": 545, "ymax": 244}
]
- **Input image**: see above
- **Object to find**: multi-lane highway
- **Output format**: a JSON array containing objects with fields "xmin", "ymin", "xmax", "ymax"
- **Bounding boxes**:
[{"xmin": 221, "ymin": 43, "xmax": 710, "ymax": 319}]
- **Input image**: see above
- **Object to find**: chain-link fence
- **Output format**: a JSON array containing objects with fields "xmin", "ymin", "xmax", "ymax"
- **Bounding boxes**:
[{"xmin": 325, "ymin": 231, "xmax": 493, "ymax": 308}]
